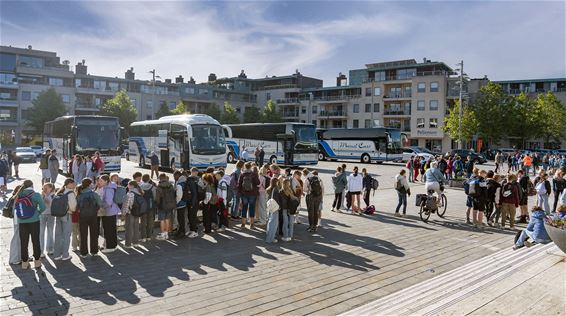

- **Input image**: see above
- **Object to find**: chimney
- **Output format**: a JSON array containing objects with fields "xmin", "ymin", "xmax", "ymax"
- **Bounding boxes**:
[
  {"xmin": 125, "ymin": 67, "xmax": 135, "ymax": 80},
  {"xmin": 165, "ymin": 79, "xmax": 172, "ymax": 84},
  {"xmin": 188, "ymin": 76, "xmax": 196, "ymax": 84},
  {"xmin": 423, "ymin": 57, "xmax": 427, "ymax": 63},
  {"xmin": 208, "ymin": 73, "xmax": 217, "ymax": 82},
  {"xmin": 75, "ymin": 61, "xmax": 87, "ymax": 75},
  {"xmin": 238, "ymin": 70, "xmax": 247, "ymax": 79},
  {"xmin": 175, "ymin": 75, "xmax": 184, "ymax": 83},
  {"xmin": 336, "ymin": 72, "xmax": 347, "ymax": 87},
  {"xmin": 28, "ymin": 45, "xmax": 32, "ymax": 50}
]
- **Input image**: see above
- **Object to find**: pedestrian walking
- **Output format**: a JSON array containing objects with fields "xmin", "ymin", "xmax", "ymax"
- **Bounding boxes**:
[
  {"xmin": 48, "ymin": 150, "xmax": 60, "ymax": 184},
  {"xmin": 39, "ymin": 150, "xmax": 51, "ymax": 184},
  {"xmin": 150, "ymin": 152, "xmax": 159, "ymax": 179},
  {"xmin": 8, "ymin": 185, "xmax": 23, "ymax": 265},
  {"xmin": 394, "ymin": 169, "xmax": 410, "ymax": 217},
  {"xmin": 361, "ymin": 168, "xmax": 373, "ymax": 209}
]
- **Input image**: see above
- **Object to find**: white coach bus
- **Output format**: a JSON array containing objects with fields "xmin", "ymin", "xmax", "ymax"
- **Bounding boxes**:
[
  {"xmin": 129, "ymin": 114, "xmax": 227, "ymax": 170},
  {"xmin": 225, "ymin": 123, "xmax": 318, "ymax": 166},
  {"xmin": 317, "ymin": 127, "xmax": 408, "ymax": 163},
  {"xmin": 43, "ymin": 115, "xmax": 122, "ymax": 173}
]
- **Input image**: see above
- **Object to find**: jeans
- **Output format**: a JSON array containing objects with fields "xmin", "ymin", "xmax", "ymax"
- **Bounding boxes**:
[
  {"xmin": 265, "ymin": 210, "xmax": 279, "ymax": 243},
  {"xmin": 231, "ymin": 194, "xmax": 241, "ymax": 217},
  {"xmin": 307, "ymin": 195, "xmax": 322, "ymax": 228},
  {"xmin": 176, "ymin": 206, "xmax": 187, "ymax": 235},
  {"xmin": 39, "ymin": 213, "xmax": 55, "ymax": 254},
  {"xmin": 332, "ymin": 193, "xmax": 343, "ymax": 210},
  {"xmin": 101, "ymin": 215, "xmax": 118, "ymax": 249},
  {"xmin": 79, "ymin": 216, "xmax": 99, "ymax": 256},
  {"xmin": 10, "ymin": 216, "xmax": 21, "ymax": 264},
  {"xmin": 241, "ymin": 195, "xmax": 257, "ymax": 218},
  {"xmin": 395, "ymin": 191, "xmax": 407, "ymax": 214},
  {"xmin": 140, "ymin": 211, "xmax": 154, "ymax": 239},
  {"xmin": 408, "ymin": 168, "xmax": 413, "ymax": 182},
  {"xmin": 537, "ymin": 194, "xmax": 550, "ymax": 215},
  {"xmin": 20, "ymin": 221, "xmax": 41, "ymax": 262},
  {"xmin": 257, "ymin": 191, "xmax": 268, "ymax": 223},
  {"xmin": 54, "ymin": 214, "xmax": 72, "ymax": 258},
  {"xmin": 203, "ymin": 204, "xmax": 216, "ymax": 233},
  {"xmin": 282, "ymin": 209, "xmax": 295, "ymax": 240},
  {"xmin": 125, "ymin": 214, "xmax": 140, "ymax": 246},
  {"xmin": 188, "ymin": 202, "xmax": 199, "ymax": 233},
  {"xmin": 515, "ymin": 229, "xmax": 550, "ymax": 247}
]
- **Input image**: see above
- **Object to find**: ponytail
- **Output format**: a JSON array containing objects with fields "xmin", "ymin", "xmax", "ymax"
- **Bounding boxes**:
[
  {"xmin": 76, "ymin": 178, "xmax": 92, "ymax": 196},
  {"xmin": 57, "ymin": 178, "xmax": 75, "ymax": 195}
]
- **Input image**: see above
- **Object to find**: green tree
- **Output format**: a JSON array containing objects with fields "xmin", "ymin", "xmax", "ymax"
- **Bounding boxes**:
[
  {"xmin": 204, "ymin": 105, "xmax": 222, "ymax": 121},
  {"xmin": 28, "ymin": 87, "xmax": 66, "ymax": 134},
  {"xmin": 100, "ymin": 89, "xmax": 138, "ymax": 136},
  {"xmin": 155, "ymin": 102, "xmax": 172, "ymax": 119},
  {"xmin": 221, "ymin": 101, "xmax": 240, "ymax": 124},
  {"xmin": 507, "ymin": 93, "xmax": 537, "ymax": 148},
  {"xmin": 471, "ymin": 82, "xmax": 511, "ymax": 147},
  {"xmin": 261, "ymin": 100, "xmax": 282, "ymax": 123},
  {"xmin": 534, "ymin": 91, "xmax": 566, "ymax": 144},
  {"xmin": 243, "ymin": 106, "xmax": 262, "ymax": 123},
  {"xmin": 442, "ymin": 100, "xmax": 478, "ymax": 144},
  {"xmin": 171, "ymin": 100, "xmax": 189, "ymax": 114}
]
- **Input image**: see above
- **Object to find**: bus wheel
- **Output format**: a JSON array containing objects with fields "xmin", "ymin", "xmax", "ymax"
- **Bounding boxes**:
[
  {"xmin": 318, "ymin": 152, "xmax": 326, "ymax": 161},
  {"xmin": 270, "ymin": 156, "xmax": 277, "ymax": 164},
  {"xmin": 139, "ymin": 156, "xmax": 145, "ymax": 168},
  {"xmin": 361, "ymin": 154, "xmax": 371, "ymax": 164},
  {"xmin": 227, "ymin": 153, "xmax": 235, "ymax": 164}
]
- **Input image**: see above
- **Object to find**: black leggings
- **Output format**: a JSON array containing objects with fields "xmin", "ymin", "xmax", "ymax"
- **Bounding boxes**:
[
  {"xmin": 332, "ymin": 193, "xmax": 342, "ymax": 209},
  {"xmin": 79, "ymin": 216, "xmax": 99, "ymax": 256},
  {"xmin": 20, "ymin": 221, "xmax": 40, "ymax": 262},
  {"xmin": 363, "ymin": 189, "xmax": 371, "ymax": 208},
  {"xmin": 101, "ymin": 215, "xmax": 118, "ymax": 249}
]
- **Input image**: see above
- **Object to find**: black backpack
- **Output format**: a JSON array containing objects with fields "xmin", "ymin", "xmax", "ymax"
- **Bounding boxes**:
[
  {"xmin": 241, "ymin": 173, "xmax": 254, "ymax": 192},
  {"xmin": 309, "ymin": 177, "xmax": 322, "ymax": 197},
  {"xmin": 181, "ymin": 180, "xmax": 192, "ymax": 202},
  {"xmin": 78, "ymin": 192, "xmax": 99, "ymax": 217},
  {"xmin": 51, "ymin": 192, "xmax": 72, "ymax": 217},
  {"xmin": 130, "ymin": 193, "xmax": 148, "ymax": 217},
  {"xmin": 143, "ymin": 185, "xmax": 155, "ymax": 210}
]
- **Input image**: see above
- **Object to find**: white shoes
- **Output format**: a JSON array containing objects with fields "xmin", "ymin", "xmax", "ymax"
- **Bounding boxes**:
[{"xmin": 187, "ymin": 231, "xmax": 198, "ymax": 238}]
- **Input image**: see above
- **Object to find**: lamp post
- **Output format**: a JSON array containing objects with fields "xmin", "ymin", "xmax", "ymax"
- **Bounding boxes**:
[
  {"xmin": 149, "ymin": 69, "xmax": 161, "ymax": 120},
  {"xmin": 455, "ymin": 60, "xmax": 464, "ymax": 150}
]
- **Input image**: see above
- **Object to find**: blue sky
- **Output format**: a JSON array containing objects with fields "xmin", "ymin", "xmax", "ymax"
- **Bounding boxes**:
[{"xmin": 1, "ymin": 0, "xmax": 564, "ymax": 86}]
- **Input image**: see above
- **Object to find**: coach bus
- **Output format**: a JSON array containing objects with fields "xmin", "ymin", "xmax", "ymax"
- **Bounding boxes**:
[
  {"xmin": 225, "ymin": 123, "xmax": 318, "ymax": 166},
  {"xmin": 129, "ymin": 114, "xmax": 227, "ymax": 170},
  {"xmin": 317, "ymin": 127, "xmax": 408, "ymax": 163},
  {"xmin": 43, "ymin": 115, "xmax": 122, "ymax": 173}
]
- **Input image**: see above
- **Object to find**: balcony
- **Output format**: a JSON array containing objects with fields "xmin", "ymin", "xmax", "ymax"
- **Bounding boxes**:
[
  {"xmin": 364, "ymin": 71, "xmax": 452, "ymax": 83},
  {"xmin": 281, "ymin": 111, "xmax": 300, "ymax": 118},
  {"xmin": 384, "ymin": 92, "xmax": 412, "ymax": 99},
  {"xmin": 383, "ymin": 108, "xmax": 411, "ymax": 116},
  {"xmin": 276, "ymin": 98, "xmax": 301, "ymax": 104},
  {"xmin": 75, "ymin": 103, "xmax": 100, "ymax": 111},
  {"xmin": 319, "ymin": 110, "xmax": 348, "ymax": 118}
]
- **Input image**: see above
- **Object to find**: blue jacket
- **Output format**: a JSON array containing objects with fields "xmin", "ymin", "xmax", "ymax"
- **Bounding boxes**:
[
  {"xmin": 526, "ymin": 210, "xmax": 551, "ymax": 242},
  {"xmin": 424, "ymin": 168, "xmax": 446, "ymax": 183}
]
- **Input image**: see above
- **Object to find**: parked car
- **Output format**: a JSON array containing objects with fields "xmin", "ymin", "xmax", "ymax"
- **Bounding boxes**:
[
  {"xmin": 15, "ymin": 147, "xmax": 37, "ymax": 163},
  {"xmin": 30, "ymin": 145, "xmax": 44, "ymax": 157},
  {"xmin": 402, "ymin": 147, "xmax": 434, "ymax": 162},
  {"xmin": 449, "ymin": 149, "xmax": 487, "ymax": 164}
]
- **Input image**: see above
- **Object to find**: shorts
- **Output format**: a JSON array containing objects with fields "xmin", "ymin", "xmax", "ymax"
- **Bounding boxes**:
[
  {"xmin": 350, "ymin": 191, "xmax": 361, "ymax": 196},
  {"xmin": 466, "ymin": 196, "xmax": 473, "ymax": 208},
  {"xmin": 41, "ymin": 169, "xmax": 50, "ymax": 178},
  {"xmin": 158, "ymin": 210, "xmax": 172, "ymax": 221},
  {"xmin": 473, "ymin": 198, "xmax": 485, "ymax": 212}
]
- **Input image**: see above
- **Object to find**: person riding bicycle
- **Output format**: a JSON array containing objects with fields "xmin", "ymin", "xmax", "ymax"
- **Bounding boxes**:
[{"xmin": 424, "ymin": 161, "xmax": 447, "ymax": 201}]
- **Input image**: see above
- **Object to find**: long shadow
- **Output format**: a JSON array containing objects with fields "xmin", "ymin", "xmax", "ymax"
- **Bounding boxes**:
[{"xmin": 356, "ymin": 210, "xmax": 438, "ymax": 231}]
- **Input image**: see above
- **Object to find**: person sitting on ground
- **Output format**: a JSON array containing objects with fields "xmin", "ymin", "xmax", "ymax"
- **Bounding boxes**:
[{"xmin": 513, "ymin": 205, "xmax": 551, "ymax": 250}]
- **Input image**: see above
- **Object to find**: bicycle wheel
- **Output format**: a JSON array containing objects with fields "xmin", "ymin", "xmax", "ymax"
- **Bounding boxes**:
[
  {"xmin": 437, "ymin": 194, "xmax": 448, "ymax": 218},
  {"xmin": 419, "ymin": 201, "xmax": 431, "ymax": 222}
]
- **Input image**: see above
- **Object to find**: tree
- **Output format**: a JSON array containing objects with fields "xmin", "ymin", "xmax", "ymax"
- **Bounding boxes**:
[
  {"xmin": 171, "ymin": 100, "xmax": 189, "ymax": 115},
  {"xmin": 100, "ymin": 89, "xmax": 137, "ymax": 136},
  {"xmin": 471, "ymin": 82, "xmax": 511, "ymax": 147},
  {"xmin": 204, "ymin": 105, "xmax": 222, "ymax": 121},
  {"xmin": 221, "ymin": 101, "xmax": 240, "ymax": 124},
  {"xmin": 442, "ymin": 100, "xmax": 478, "ymax": 144},
  {"xmin": 261, "ymin": 100, "xmax": 282, "ymax": 123},
  {"xmin": 507, "ymin": 93, "xmax": 537, "ymax": 148},
  {"xmin": 155, "ymin": 103, "xmax": 172, "ymax": 119},
  {"xmin": 28, "ymin": 87, "xmax": 66, "ymax": 134},
  {"xmin": 243, "ymin": 106, "xmax": 262, "ymax": 123},
  {"xmin": 533, "ymin": 91, "xmax": 566, "ymax": 144}
]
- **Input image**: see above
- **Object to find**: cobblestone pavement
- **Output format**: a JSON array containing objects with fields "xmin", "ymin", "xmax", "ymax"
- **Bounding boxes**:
[{"xmin": 0, "ymin": 160, "xmax": 532, "ymax": 315}]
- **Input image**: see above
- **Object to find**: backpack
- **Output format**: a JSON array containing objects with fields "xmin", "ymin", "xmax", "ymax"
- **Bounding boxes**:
[
  {"xmin": 240, "ymin": 173, "xmax": 254, "ymax": 192},
  {"xmin": 501, "ymin": 183, "xmax": 513, "ymax": 198},
  {"xmin": 308, "ymin": 176, "xmax": 322, "ymax": 197},
  {"xmin": 229, "ymin": 171, "xmax": 239, "ymax": 192},
  {"xmin": 526, "ymin": 180, "xmax": 536, "ymax": 196},
  {"xmin": 364, "ymin": 205, "xmax": 376, "ymax": 215},
  {"xmin": 143, "ymin": 185, "xmax": 155, "ymax": 210},
  {"xmin": 2, "ymin": 194, "xmax": 16, "ymax": 219},
  {"xmin": 15, "ymin": 192, "xmax": 36, "ymax": 220},
  {"xmin": 486, "ymin": 180, "xmax": 499, "ymax": 202},
  {"xmin": 544, "ymin": 180, "xmax": 551, "ymax": 195},
  {"xmin": 38, "ymin": 156, "xmax": 48, "ymax": 169},
  {"xmin": 289, "ymin": 195, "xmax": 300, "ymax": 215},
  {"xmin": 405, "ymin": 161, "xmax": 411, "ymax": 169},
  {"xmin": 467, "ymin": 178, "xmax": 480, "ymax": 197},
  {"xmin": 113, "ymin": 186, "xmax": 128, "ymax": 206},
  {"xmin": 371, "ymin": 178, "xmax": 379, "ymax": 190},
  {"xmin": 219, "ymin": 179, "xmax": 232, "ymax": 203},
  {"xmin": 51, "ymin": 192, "xmax": 72, "ymax": 217},
  {"xmin": 130, "ymin": 193, "xmax": 148, "ymax": 217},
  {"xmin": 181, "ymin": 180, "xmax": 192, "ymax": 202},
  {"xmin": 158, "ymin": 184, "xmax": 177, "ymax": 211},
  {"xmin": 395, "ymin": 178, "xmax": 403, "ymax": 192},
  {"xmin": 78, "ymin": 192, "xmax": 99, "ymax": 217}
]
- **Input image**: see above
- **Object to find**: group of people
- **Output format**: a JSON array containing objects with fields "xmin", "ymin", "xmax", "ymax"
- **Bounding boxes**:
[
  {"xmin": 238, "ymin": 146, "xmax": 266, "ymax": 166},
  {"xmin": 496, "ymin": 151, "xmax": 566, "ymax": 175},
  {"xmin": 406, "ymin": 154, "xmax": 471, "ymax": 183},
  {"xmin": 330, "ymin": 164, "xmax": 377, "ymax": 215}
]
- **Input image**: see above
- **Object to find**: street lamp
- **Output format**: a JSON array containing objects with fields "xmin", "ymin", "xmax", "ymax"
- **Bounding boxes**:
[
  {"xmin": 454, "ymin": 61, "xmax": 465, "ymax": 150},
  {"xmin": 149, "ymin": 69, "xmax": 161, "ymax": 120}
]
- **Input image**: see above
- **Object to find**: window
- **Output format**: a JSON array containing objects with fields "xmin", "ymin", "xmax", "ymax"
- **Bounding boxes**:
[
  {"xmin": 429, "ymin": 100, "xmax": 439, "ymax": 111},
  {"xmin": 0, "ymin": 73, "xmax": 16, "ymax": 85},
  {"xmin": 147, "ymin": 101, "xmax": 153, "ymax": 109},
  {"xmin": 374, "ymin": 71, "xmax": 385, "ymax": 81},
  {"xmin": 430, "ymin": 81, "xmax": 439, "ymax": 92},
  {"xmin": 147, "ymin": 115, "xmax": 152, "ymax": 120},
  {"xmin": 199, "ymin": 89, "xmax": 208, "ymax": 95},
  {"xmin": 0, "ymin": 107, "xmax": 17, "ymax": 121},
  {"xmin": 32, "ymin": 91, "xmax": 40, "ymax": 100},
  {"xmin": 185, "ymin": 87, "xmax": 195, "ymax": 94},
  {"xmin": 266, "ymin": 92, "xmax": 271, "ymax": 100},
  {"xmin": 417, "ymin": 82, "xmax": 426, "ymax": 93},
  {"xmin": 429, "ymin": 118, "xmax": 438, "ymax": 128},
  {"xmin": 365, "ymin": 104, "xmax": 371, "ymax": 112},
  {"xmin": 353, "ymin": 104, "xmax": 359, "ymax": 113},
  {"xmin": 417, "ymin": 100, "xmax": 425, "ymax": 111},
  {"xmin": 19, "ymin": 55, "xmax": 44, "ymax": 68},
  {"xmin": 169, "ymin": 101, "xmax": 176, "ymax": 110},
  {"xmin": 312, "ymin": 120, "xmax": 316, "ymax": 126},
  {"xmin": 62, "ymin": 94, "xmax": 70, "ymax": 104},
  {"xmin": 365, "ymin": 87, "xmax": 372, "ymax": 96},
  {"xmin": 374, "ymin": 103, "xmax": 380, "ymax": 112},
  {"xmin": 94, "ymin": 80, "xmax": 106, "ymax": 90},
  {"xmin": 301, "ymin": 106, "xmax": 306, "ymax": 114},
  {"xmin": 312, "ymin": 105, "xmax": 317, "ymax": 114},
  {"xmin": 374, "ymin": 87, "xmax": 381, "ymax": 96},
  {"xmin": 75, "ymin": 79, "xmax": 82, "ymax": 88},
  {"xmin": 21, "ymin": 91, "xmax": 31, "ymax": 101},
  {"xmin": 108, "ymin": 82, "xmax": 119, "ymax": 91},
  {"xmin": 364, "ymin": 119, "xmax": 372, "ymax": 128},
  {"xmin": 417, "ymin": 118, "xmax": 425, "ymax": 128},
  {"xmin": 353, "ymin": 119, "xmax": 359, "ymax": 128},
  {"xmin": 49, "ymin": 78, "xmax": 63, "ymax": 86},
  {"xmin": 0, "ymin": 53, "xmax": 17, "ymax": 71}
]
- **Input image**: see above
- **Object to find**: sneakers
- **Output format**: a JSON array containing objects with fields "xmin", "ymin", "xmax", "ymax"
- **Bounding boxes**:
[
  {"xmin": 401, "ymin": 213, "xmax": 407, "ymax": 218},
  {"xmin": 525, "ymin": 240, "xmax": 534, "ymax": 248},
  {"xmin": 267, "ymin": 239, "xmax": 278, "ymax": 243},
  {"xmin": 466, "ymin": 218, "xmax": 472, "ymax": 224},
  {"xmin": 156, "ymin": 232, "xmax": 168, "ymax": 240},
  {"xmin": 123, "ymin": 245, "xmax": 133, "ymax": 249},
  {"xmin": 133, "ymin": 244, "xmax": 140, "ymax": 247},
  {"xmin": 394, "ymin": 213, "xmax": 401, "ymax": 217},
  {"xmin": 79, "ymin": 254, "xmax": 88, "ymax": 258},
  {"xmin": 512, "ymin": 244, "xmax": 523, "ymax": 250},
  {"xmin": 187, "ymin": 231, "xmax": 198, "ymax": 238},
  {"xmin": 34, "ymin": 260, "xmax": 42, "ymax": 269},
  {"xmin": 282, "ymin": 237, "xmax": 291, "ymax": 242},
  {"xmin": 217, "ymin": 227, "xmax": 226, "ymax": 232},
  {"xmin": 240, "ymin": 224, "xmax": 245, "ymax": 229},
  {"xmin": 61, "ymin": 256, "xmax": 72, "ymax": 261},
  {"xmin": 101, "ymin": 248, "xmax": 116, "ymax": 254},
  {"xmin": 21, "ymin": 261, "xmax": 30, "ymax": 270},
  {"xmin": 54, "ymin": 256, "xmax": 63, "ymax": 261}
]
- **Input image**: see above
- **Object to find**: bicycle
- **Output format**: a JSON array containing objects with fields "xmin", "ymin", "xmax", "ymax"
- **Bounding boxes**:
[{"xmin": 418, "ymin": 187, "xmax": 447, "ymax": 222}]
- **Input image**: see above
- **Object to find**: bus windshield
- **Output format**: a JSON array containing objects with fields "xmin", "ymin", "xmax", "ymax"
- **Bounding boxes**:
[
  {"xmin": 190, "ymin": 124, "xmax": 226, "ymax": 155},
  {"xmin": 293, "ymin": 125, "xmax": 317, "ymax": 151},
  {"xmin": 76, "ymin": 119, "xmax": 120, "ymax": 151},
  {"xmin": 387, "ymin": 131, "xmax": 403, "ymax": 152}
]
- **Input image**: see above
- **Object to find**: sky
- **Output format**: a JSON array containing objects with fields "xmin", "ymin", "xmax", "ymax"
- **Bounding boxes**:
[{"xmin": 1, "ymin": 0, "xmax": 565, "ymax": 86}]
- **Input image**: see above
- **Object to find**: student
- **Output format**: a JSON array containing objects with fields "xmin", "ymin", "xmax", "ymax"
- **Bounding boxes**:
[
  {"xmin": 553, "ymin": 170, "xmax": 566, "ymax": 213},
  {"xmin": 230, "ymin": 160, "xmax": 244, "ymax": 219},
  {"xmin": 53, "ymin": 178, "xmax": 77, "ymax": 261},
  {"xmin": 39, "ymin": 183, "xmax": 55, "ymax": 257},
  {"xmin": 291, "ymin": 170, "xmax": 304, "ymax": 224},
  {"xmin": 98, "ymin": 175, "xmax": 120, "ymax": 252},
  {"xmin": 149, "ymin": 152, "xmax": 160, "ymax": 179},
  {"xmin": 8, "ymin": 185, "xmax": 23, "ymax": 265},
  {"xmin": 255, "ymin": 166, "xmax": 269, "ymax": 226},
  {"xmin": 238, "ymin": 162, "xmax": 260, "ymax": 229},
  {"xmin": 464, "ymin": 168, "xmax": 479, "ymax": 224},
  {"xmin": 534, "ymin": 172, "xmax": 551, "ymax": 215},
  {"xmin": 76, "ymin": 178, "xmax": 103, "ymax": 257},
  {"xmin": 486, "ymin": 174, "xmax": 502, "ymax": 226},
  {"xmin": 48, "ymin": 150, "xmax": 60, "ymax": 184},
  {"xmin": 394, "ymin": 169, "xmax": 410, "ymax": 217},
  {"xmin": 39, "ymin": 150, "xmax": 51, "ymax": 184},
  {"xmin": 280, "ymin": 178, "xmax": 299, "ymax": 242},
  {"xmin": 185, "ymin": 168, "xmax": 200, "ymax": 238},
  {"xmin": 215, "ymin": 169, "xmax": 230, "ymax": 231},
  {"xmin": 265, "ymin": 177, "xmax": 281, "ymax": 243},
  {"xmin": 121, "ymin": 181, "xmax": 143, "ymax": 248},
  {"xmin": 139, "ymin": 174, "xmax": 156, "ymax": 241},
  {"xmin": 155, "ymin": 174, "xmax": 176, "ymax": 240},
  {"xmin": 513, "ymin": 206, "xmax": 551, "ymax": 249},
  {"xmin": 499, "ymin": 173, "xmax": 520, "ymax": 230},
  {"xmin": 517, "ymin": 169, "xmax": 530, "ymax": 223},
  {"xmin": 16, "ymin": 180, "xmax": 46, "ymax": 269},
  {"xmin": 172, "ymin": 171, "xmax": 188, "ymax": 239},
  {"xmin": 361, "ymin": 168, "xmax": 373, "ymax": 209},
  {"xmin": 12, "ymin": 151, "xmax": 22, "ymax": 178},
  {"xmin": 347, "ymin": 167, "xmax": 363, "ymax": 214},
  {"xmin": 202, "ymin": 173, "xmax": 218, "ymax": 234},
  {"xmin": 77, "ymin": 155, "xmax": 87, "ymax": 184},
  {"xmin": 85, "ymin": 156, "xmax": 94, "ymax": 181},
  {"xmin": 331, "ymin": 166, "xmax": 347, "ymax": 212},
  {"xmin": 304, "ymin": 170, "xmax": 324, "ymax": 232}
]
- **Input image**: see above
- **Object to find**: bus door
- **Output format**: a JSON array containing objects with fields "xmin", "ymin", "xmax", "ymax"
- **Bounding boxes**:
[
  {"xmin": 170, "ymin": 130, "xmax": 188, "ymax": 169},
  {"xmin": 63, "ymin": 137, "xmax": 71, "ymax": 173},
  {"xmin": 376, "ymin": 138, "xmax": 388, "ymax": 160},
  {"xmin": 158, "ymin": 129, "xmax": 170, "ymax": 168},
  {"xmin": 277, "ymin": 134, "xmax": 294, "ymax": 165}
]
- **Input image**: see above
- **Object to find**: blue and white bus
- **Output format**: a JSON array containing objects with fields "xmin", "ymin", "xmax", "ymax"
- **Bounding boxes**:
[
  {"xmin": 129, "ymin": 114, "xmax": 227, "ymax": 170},
  {"xmin": 225, "ymin": 123, "xmax": 318, "ymax": 166},
  {"xmin": 317, "ymin": 127, "xmax": 408, "ymax": 163},
  {"xmin": 43, "ymin": 115, "xmax": 122, "ymax": 174}
]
